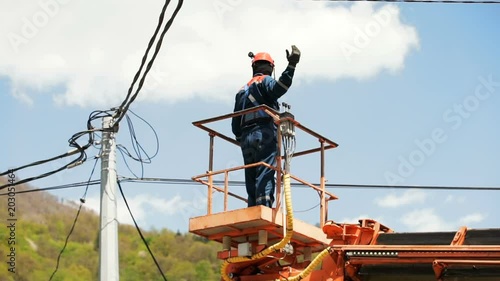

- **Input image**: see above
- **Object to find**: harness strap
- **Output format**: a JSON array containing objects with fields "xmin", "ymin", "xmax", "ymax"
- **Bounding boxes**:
[{"xmin": 240, "ymin": 76, "xmax": 270, "ymax": 127}]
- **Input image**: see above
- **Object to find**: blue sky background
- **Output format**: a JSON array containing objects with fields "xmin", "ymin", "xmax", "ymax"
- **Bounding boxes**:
[{"xmin": 1, "ymin": 1, "xmax": 499, "ymax": 233}]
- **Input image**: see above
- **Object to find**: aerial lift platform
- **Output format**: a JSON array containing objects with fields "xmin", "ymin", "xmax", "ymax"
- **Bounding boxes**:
[{"xmin": 189, "ymin": 105, "xmax": 500, "ymax": 281}]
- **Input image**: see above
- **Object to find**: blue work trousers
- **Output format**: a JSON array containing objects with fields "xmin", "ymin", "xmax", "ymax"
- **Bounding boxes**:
[{"xmin": 240, "ymin": 123, "xmax": 277, "ymax": 207}]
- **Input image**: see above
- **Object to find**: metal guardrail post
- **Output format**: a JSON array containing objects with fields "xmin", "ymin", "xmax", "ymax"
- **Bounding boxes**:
[
  {"xmin": 320, "ymin": 139, "xmax": 326, "ymax": 228},
  {"xmin": 208, "ymin": 133, "xmax": 215, "ymax": 215}
]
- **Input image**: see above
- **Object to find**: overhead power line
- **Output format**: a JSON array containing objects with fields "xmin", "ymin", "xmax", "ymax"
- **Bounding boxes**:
[
  {"xmin": 48, "ymin": 157, "xmax": 99, "ymax": 281},
  {"xmin": 119, "ymin": 177, "xmax": 500, "ymax": 191},
  {"xmin": 117, "ymin": 109, "xmax": 160, "ymax": 179},
  {"xmin": 0, "ymin": 0, "xmax": 185, "ymax": 191},
  {"xmin": 0, "ymin": 110, "xmax": 113, "ymax": 190},
  {"xmin": 113, "ymin": 0, "xmax": 184, "ymax": 127},
  {"xmin": 323, "ymin": 183, "xmax": 500, "ymax": 190},
  {"xmin": 117, "ymin": 180, "xmax": 168, "ymax": 281},
  {"xmin": 1, "ymin": 1, "xmax": 183, "ymax": 280},
  {"xmin": 0, "ymin": 180, "xmax": 101, "ymax": 196},
  {"xmin": 2, "ymin": 176, "xmax": 498, "ymax": 198}
]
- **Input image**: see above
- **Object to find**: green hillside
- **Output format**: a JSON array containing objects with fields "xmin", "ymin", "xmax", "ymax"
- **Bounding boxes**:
[{"xmin": 0, "ymin": 177, "xmax": 221, "ymax": 281}]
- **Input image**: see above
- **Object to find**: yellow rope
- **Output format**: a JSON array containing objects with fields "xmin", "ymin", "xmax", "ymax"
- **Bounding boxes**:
[
  {"xmin": 220, "ymin": 174, "xmax": 294, "ymax": 281},
  {"xmin": 283, "ymin": 247, "xmax": 331, "ymax": 281}
]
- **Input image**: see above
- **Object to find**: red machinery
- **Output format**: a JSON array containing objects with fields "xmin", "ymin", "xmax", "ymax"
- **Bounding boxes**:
[{"xmin": 189, "ymin": 105, "xmax": 500, "ymax": 281}]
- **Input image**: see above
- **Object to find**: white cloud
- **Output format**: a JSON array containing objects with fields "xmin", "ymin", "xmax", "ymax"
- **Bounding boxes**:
[
  {"xmin": 339, "ymin": 214, "xmax": 384, "ymax": 224},
  {"xmin": 400, "ymin": 209, "xmax": 488, "ymax": 232},
  {"xmin": 375, "ymin": 189, "xmax": 427, "ymax": 208},
  {"xmin": 459, "ymin": 213, "xmax": 486, "ymax": 225},
  {"xmin": 400, "ymin": 208, "xmax": 454, "ymax": 232},
  {"xmin": 339, "ymin": 214, "xmax": 370, "ymax": 224},
  {"xmin": 11, "ymin": 85, "xmax": 35, "ymax": 106},
  {"xmin": 0, "ymin": 0, "xmax": 419, "ymax": 107},
  {"xmin": 445, "ymin": 194, "xmax": 466, "ymax": 204},
  {"xmin": 77, "ymin": 193, "xmax": 197, "ymax": 226}
]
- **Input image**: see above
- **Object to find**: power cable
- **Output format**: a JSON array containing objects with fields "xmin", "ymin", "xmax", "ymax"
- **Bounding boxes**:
[
  {"xmin": 48, "ymin": 156, "xmax": 100, "ymax": 281},
  {"xmin": 0, "ymin": 180, "xmax": 101, "ymax": 196},
  {"xmin": 295, "ymin": 203, "xmax": 320, "ymax": 213},
  {"xmin": 323, "ymin": 183, "xmax": 500, "ymax": 190},
  {"xmin": 114, "ymin": 0, "xmax": 184, "ymax": 127},
  {"xmin": 0, "ymin": 5, "xmax": 184, "ymax": 279},
  {"xmin": 114, "ymin": 1, "xmax": 171, "ymax": 118},
  {"xmin": 128, "ymin": 109, "xmax": 160, "ymax": 161},
  {"xmin": 117, "ymin": 180, "xmax": 168, "ymax": 281},
  {"xmin": 116, "ymin": 109, "xmax": 160, "ymax": 178},
  {"xmin": 119, "ymin": 177, "xmax": 500, "ymax": 191},
  {"xmin": 120, "ymin": 176, "xmax": 195, "ymax": 185},
  {"xmin": 1, "ymin": 0, "xmax": 183, "ymax": 190},
  {"xmin": 0, "ymin": 0, "xmax": 183, "ymax": 190},
  {"xmin": 117, "ymin": 146, "xmax": 141, "ymax": 179},
  {"xmin": 0, "ymin": 110, "xmax": 113, "ymax": 190},
  {"xmin": 1, "ymin": 176, "xmax": 497, "ymax": 197},
  {"xmin": 111, "ymin": 0, "xmax": 182, "ymax": 178}
]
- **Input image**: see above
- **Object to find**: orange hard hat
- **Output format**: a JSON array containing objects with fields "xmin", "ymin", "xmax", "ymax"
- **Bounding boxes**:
[{"xmin": 252, "ymin": 52, "xmax": 274, "ymax": 67}]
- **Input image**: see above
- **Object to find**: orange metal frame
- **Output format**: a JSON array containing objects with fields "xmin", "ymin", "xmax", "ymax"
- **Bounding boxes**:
[{"xmin": 191, "ymin": 104, "xmax": 339, "ymax": 226}]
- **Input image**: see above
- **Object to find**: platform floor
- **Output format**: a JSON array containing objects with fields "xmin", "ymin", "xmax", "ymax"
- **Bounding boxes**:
[{"xmin": 189, "ymin": 205, "xmax": 329, "ymax": 252}]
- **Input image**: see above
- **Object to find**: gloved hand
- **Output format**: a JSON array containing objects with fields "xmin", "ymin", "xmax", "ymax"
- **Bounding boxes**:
[{"xmin": 286, "ymin": 45, "xmax": 301, "ymax": 66}]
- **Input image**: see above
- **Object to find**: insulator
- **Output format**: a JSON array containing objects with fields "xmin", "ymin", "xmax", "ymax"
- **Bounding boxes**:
[{"xmin": 279, "ymin": 112, "xmax": 295, "ymax": 138}]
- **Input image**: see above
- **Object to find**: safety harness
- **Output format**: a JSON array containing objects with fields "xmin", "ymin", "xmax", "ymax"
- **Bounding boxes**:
[{"xmin": 240, "ymin": 75, "xmax": 274, "ymax": 127}]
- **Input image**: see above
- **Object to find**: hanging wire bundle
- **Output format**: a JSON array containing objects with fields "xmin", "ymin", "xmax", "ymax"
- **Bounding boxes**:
[{"xmin": 280, "ymin": 102, "xmax": 297, "ymax": 174}]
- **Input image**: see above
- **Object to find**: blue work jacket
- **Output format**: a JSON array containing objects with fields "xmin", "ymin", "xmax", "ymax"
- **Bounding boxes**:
[{"xmin": 231, "ymin": 65, "xmax": 296, "ymax": 140}]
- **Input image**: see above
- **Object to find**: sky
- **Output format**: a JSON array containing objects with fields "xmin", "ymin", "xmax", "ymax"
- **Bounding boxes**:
[{"xmin": 0, "ymin": 0, "xmax": 499, "ymax": 235}]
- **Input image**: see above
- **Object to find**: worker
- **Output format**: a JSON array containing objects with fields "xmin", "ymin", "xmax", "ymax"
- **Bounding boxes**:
[{"xmin": 231, "ymin": 45, "xmax": 301, "ymax": 207}]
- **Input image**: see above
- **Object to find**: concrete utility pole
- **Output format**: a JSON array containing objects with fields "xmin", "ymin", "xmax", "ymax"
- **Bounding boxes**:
[{"xmin": 99, "ymin": 116, "xmax": 119, "ymax": 281}]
